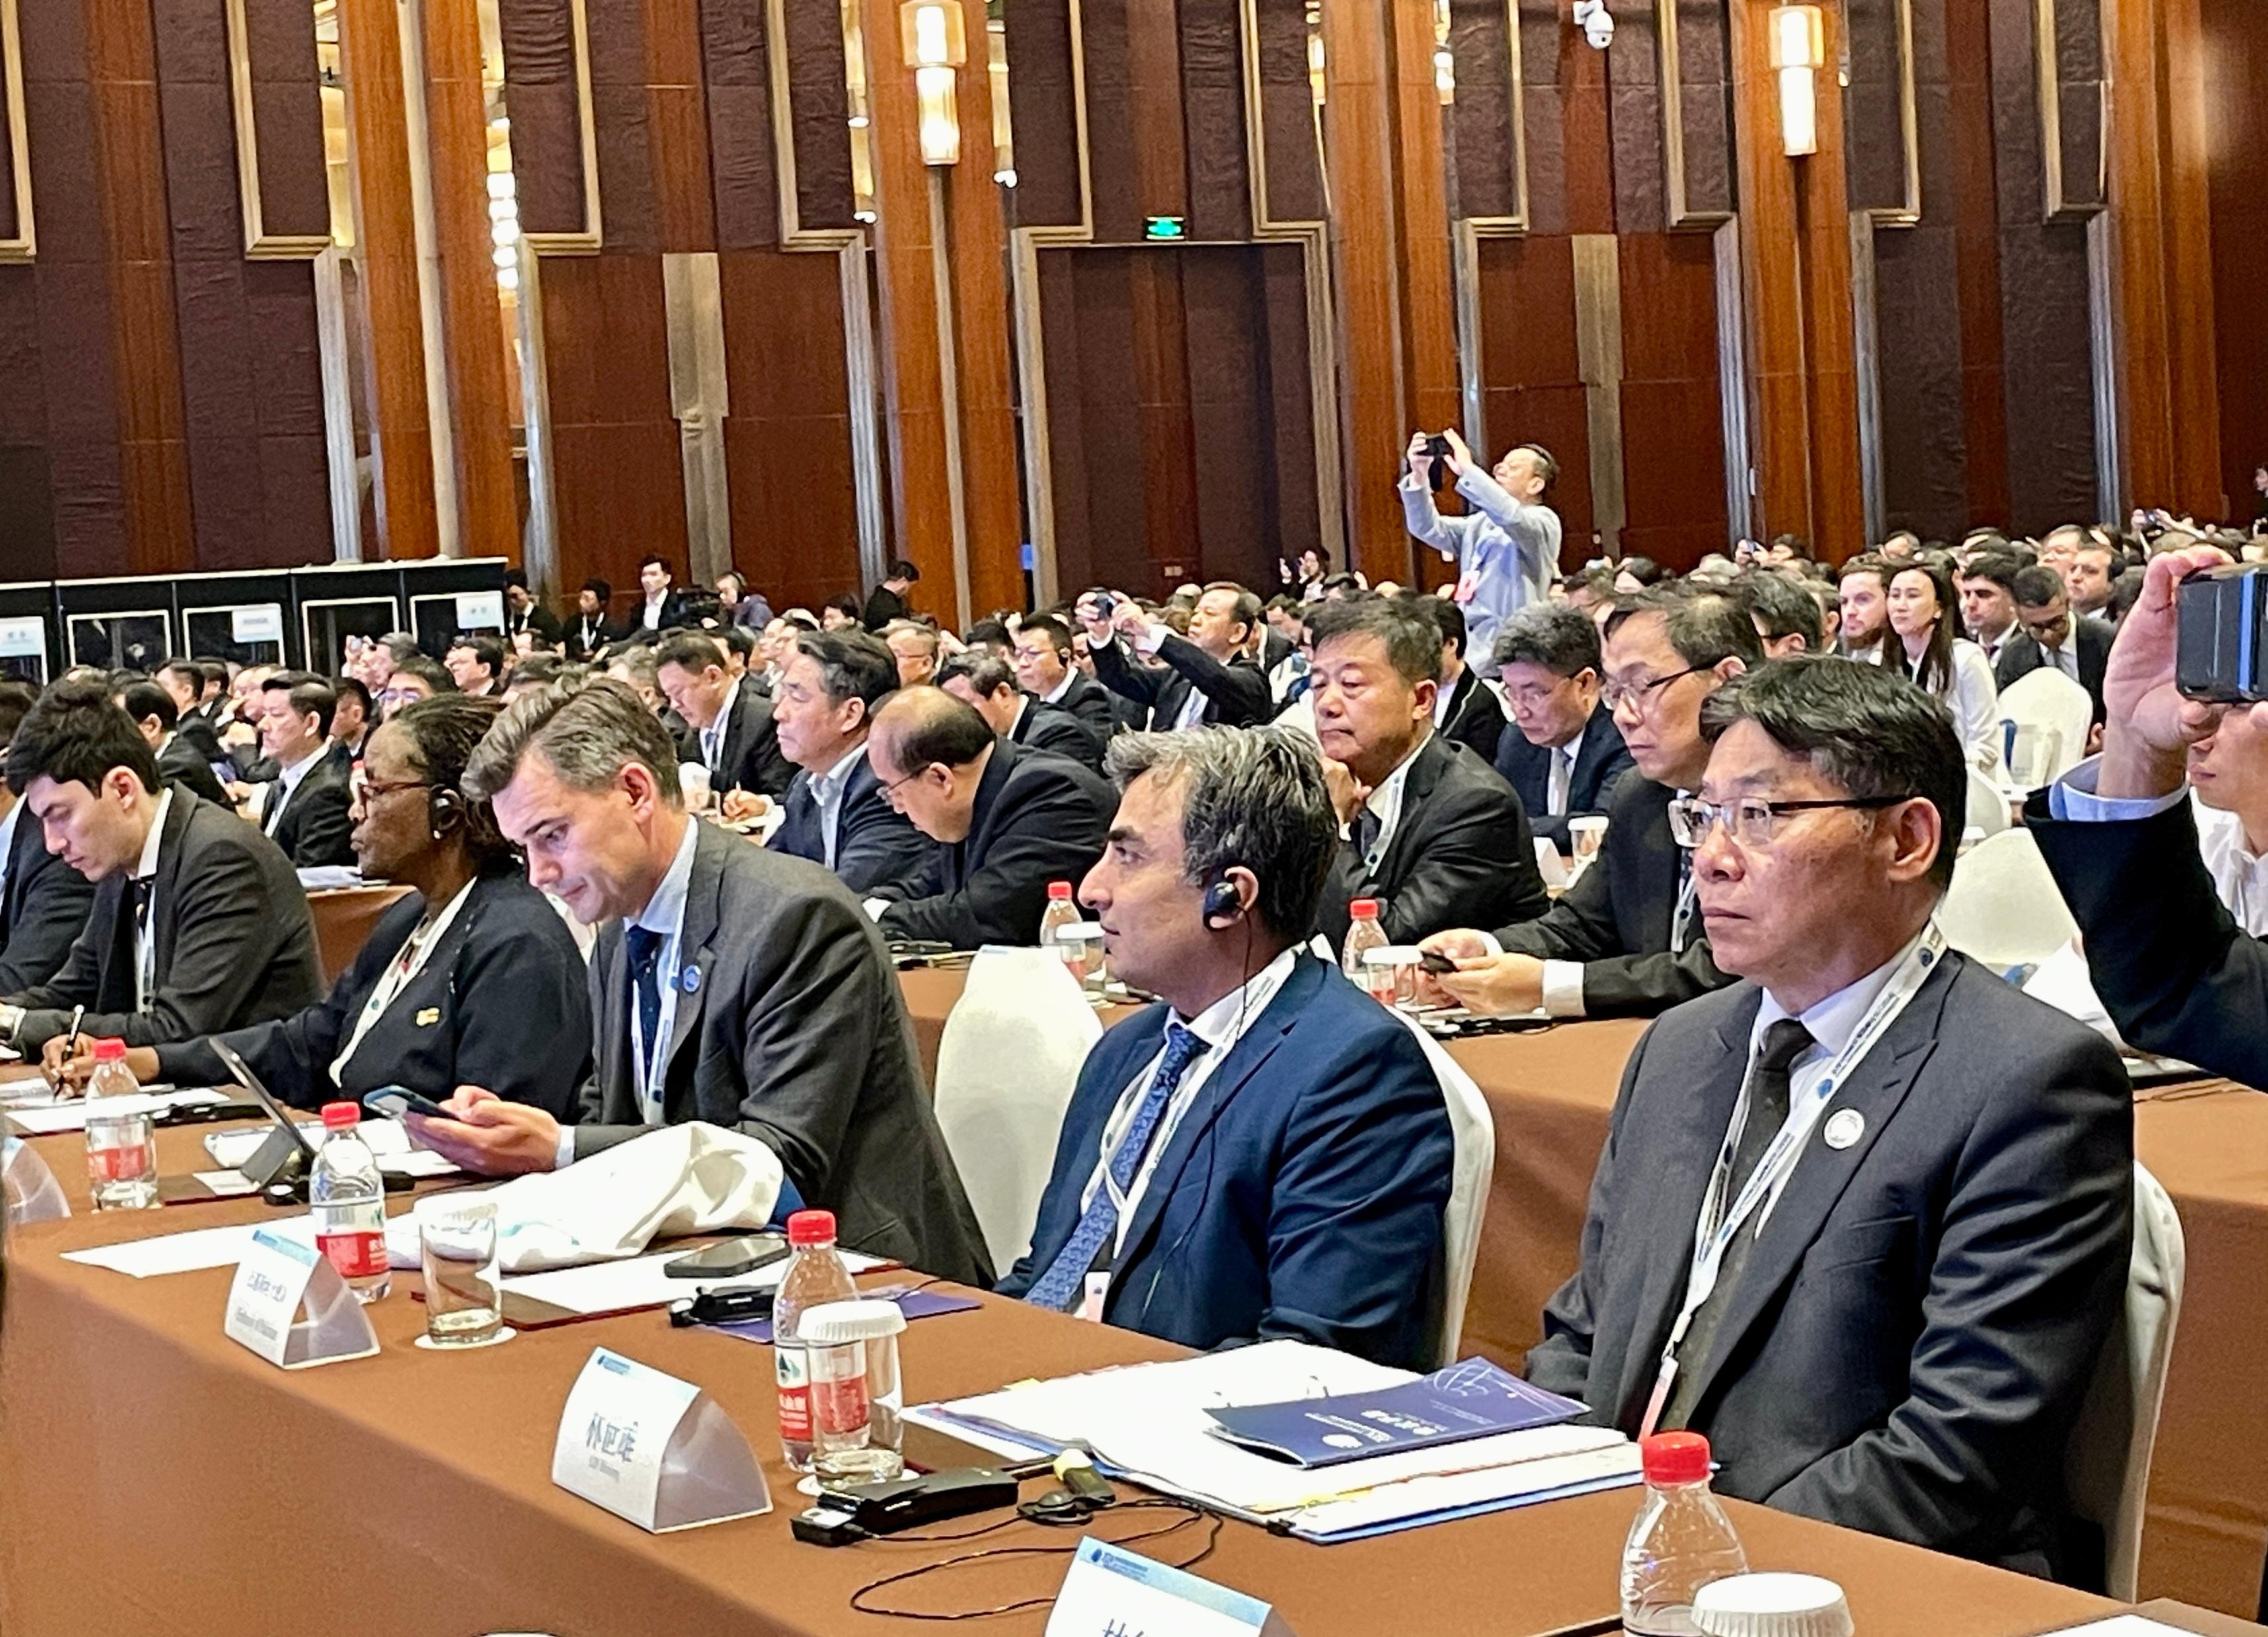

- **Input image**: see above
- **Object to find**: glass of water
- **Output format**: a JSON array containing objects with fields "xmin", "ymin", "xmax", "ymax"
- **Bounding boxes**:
[{"xmin": 417, "ymin": 1196, "xmax": 504, "ymax": 1346}]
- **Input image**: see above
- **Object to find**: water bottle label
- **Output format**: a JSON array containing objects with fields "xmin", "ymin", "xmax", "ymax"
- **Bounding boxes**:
[
  {"xmin": 86, "ymin": 1140, "xmax": 147, "ymax": 1182},
  {"xmin": 775, "ymin": 1346, "xmax": 812, "ymax": 1442},
  {"xmin": 319, "ymin": 1228, "xmax": 387, "ymax": 1279}
]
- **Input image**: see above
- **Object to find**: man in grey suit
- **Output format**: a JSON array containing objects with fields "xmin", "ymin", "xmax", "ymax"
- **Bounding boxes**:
[
  {"xmin": 1528, "ymin": 657, "xmax": 2131, "ymax": 1585},
  {"xmin": 403, "ymin": 678, "xmax": 991, "ymax": 1287}
]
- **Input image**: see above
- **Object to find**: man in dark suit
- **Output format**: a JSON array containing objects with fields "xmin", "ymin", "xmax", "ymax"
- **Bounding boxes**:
[
  {"xmin": 444, "ymin": 635, "xmax": 506, "ymax": 700},
  {"xmin": 938, "ymin": 651, "xmax": 1105, "ymax": 772},
  {"xmin": 1079, "ymin": 584, "xmax": 1273, "ymax": 730},
  {"xmin": 1304, "ymin": 596, "xmax": 1547, "ymax": 951},
  {"xmin": 244, "ymin": 672, "xmax": 357, "ymax": 867},
  {"xmin": 0, "ymin": 683, "xmax": 93, "ymax": 993},
  {"xmin": 1530, "ymin": 659, "xmax": 2131, "ymax": 1582},
  {"xmin": 1010, "ymin": 614, "xmax": 1119, "ymax": 742},
  {"xmin": 1425, "ymin": 584, "xmax": 1756, "ymax": 1019},
  {"xmin": 116, "ymin": 680, "xmax": 229, "ymax": 805},
  {"xmin": 503, "ymin": 567, "xmax": 565, "ymax": 647},
  {"xmin": 999, "ymin": 725, "xmax": 1454, "ymax": 1369},
  {"xmin": 1491, "ymin": 602, "xmax": 1636, "ymax": 852},
  {"xmin": 0, "ymin": 680, "xmax": 323, "ymax": 1055},
  {"xmin": 565, "ymin": 579, "xmax": 619, "ymax": 660},
  {"xmin": 1414, "ymin": 595, "xmax": 1508, "ymax": 764},
  {"xmin": 863, "ymin": 559, "xmax": 920, "ymax": 631},
  {"xmin": 653, "ymin": 631, "xmax": 795, "ymax": 805},
  {"xmin": 768, "ymin": 628, "xmax": 930, "ymax": 893},
  {"xmin": 156, "ymin": 658, "xmax": 227, "ymax": 771},
  {"xmin": 1994, "ymin": 564, "xmax": 2113, "ymax": 723},
  {"xmin": 630, "ymin": 554, "xmax": 695, "ymax": 637},
  {"xmin": 399, "ymin": 678, "xmax": 992, "ymax": 1286},
  {"xmin": 863, "ymin": 688, "xmax": 1115, "ymax": 947}
]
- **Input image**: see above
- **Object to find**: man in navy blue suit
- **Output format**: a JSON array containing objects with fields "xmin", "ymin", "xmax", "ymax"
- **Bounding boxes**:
[
  {"xmin": 1491, "ymin": 601, "xmax": 1634, "ymax": 853},
  {"xmin": 997, "ymin": 724, "xmax": 1455, "ymax": 1369}
]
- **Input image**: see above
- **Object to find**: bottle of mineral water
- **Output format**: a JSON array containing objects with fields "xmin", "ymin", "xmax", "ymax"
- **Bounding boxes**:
[
  {"xmin": 774, "ymin": 1208, "xmax": 857, "ymax": 1471},
  {"xmin": 1039, "ymin": 881, "xmax": 1082, "ymax": 964},
  {"xmin": 310, "ymin": 1103, "xmax": 391, "ymax": 1303},
  {"xmin": 1340, "ymin": 898, "xmax": 1389, "ymax": 995},
  {"xmin": 1620, "ymin": 1431, "xmax": 1749, "ymax": 1634},
  {"xmin": 83, "ymin": 1038, "xmax": 159, "ymax": 1211}
]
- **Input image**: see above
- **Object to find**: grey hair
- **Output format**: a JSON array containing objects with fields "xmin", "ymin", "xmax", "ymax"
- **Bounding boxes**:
[
  {"xmin": 1103, "ymin": 725, "xmax": 1337, "ymax": 943},
  {"xmin": 1493, "ymin": 601, "xmax": 1602, "ymax": 678},
  {"xmin": 463, "ymin": 676, "xmax": 683, "ymax": 807}
]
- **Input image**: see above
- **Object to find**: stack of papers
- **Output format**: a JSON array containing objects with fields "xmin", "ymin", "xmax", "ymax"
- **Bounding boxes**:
[
  {"xmin": 63, "ymin": 1215, "xmax": 316, "ymax": 1278},
  {"xmin": 906, "ymin": 1341, "xmax": 1640, "ymax": 1542},
  {"xmin": 5, "ymin": 1088, "xmax": 227, "ymax": 1135}
]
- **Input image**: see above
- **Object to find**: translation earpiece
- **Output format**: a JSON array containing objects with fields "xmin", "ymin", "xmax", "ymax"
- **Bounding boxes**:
[{"xmin": 1200, "ymin": 879, "xmax": 1242, "ymax": 926}]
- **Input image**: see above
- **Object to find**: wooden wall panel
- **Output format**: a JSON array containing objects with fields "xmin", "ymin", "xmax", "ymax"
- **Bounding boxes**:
[
  {"xmin": 1615, "ymin": 232, "xmax": 1725, "ymax": 569},
  {"xmin": 1477, "ymin": 233, "xmax": 1591, "ymax": 548},
  {"xmin": 1945, "ymin": 0, "xmax": 2012, "ymax": 530},
  {"xmin": 2202, "ymin": 0, "xmax": 2268, "ymax": 525},
  {"xmin": 498, "ymin": 0, "xmax": 588, "ymax": 236}
]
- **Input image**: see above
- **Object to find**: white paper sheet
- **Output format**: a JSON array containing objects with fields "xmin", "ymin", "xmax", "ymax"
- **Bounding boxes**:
[
  {"xmin": 2027, "ymin": 1622, "xmax": 2196, "ymax": 1637},
  {"xmin": 5, "ymin": 1088, "xmax": 226, "ymax": 1135},
  {"xmin": 62, "ymin": 1215, "xmax": 315, "ymax": 1278},
  {"xmin": 498, "ymin": 1247, "xmax": 886, "ymax": 1316}
]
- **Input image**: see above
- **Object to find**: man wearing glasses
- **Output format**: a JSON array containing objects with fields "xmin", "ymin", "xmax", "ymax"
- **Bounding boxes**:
[
  {"xmin": 1489, "ymin": 602, "xmax": 1635, "ymax": 853},
  {"xmin": 1524, "ymin": 657, "xmax": 2131, "ymax": 1581},
  {"xmin": 1421, "ymin": 584, "xmax": 1757, "ymax": 1018}
]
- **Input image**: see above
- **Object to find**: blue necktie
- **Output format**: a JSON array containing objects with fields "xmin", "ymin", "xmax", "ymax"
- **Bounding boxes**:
[
  {"xmin": 1026, "ymin": 1023, "xmax": 1210, "ymax": 1313},
  {"xmin": 625, "ymin": 925, "xmax": 664, "ymax": 1104}
]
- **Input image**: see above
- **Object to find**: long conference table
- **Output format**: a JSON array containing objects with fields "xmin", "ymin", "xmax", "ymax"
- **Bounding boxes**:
[{"xmin": 900, "ymin": 969, "xmax": 2268, "ymax": 1620}]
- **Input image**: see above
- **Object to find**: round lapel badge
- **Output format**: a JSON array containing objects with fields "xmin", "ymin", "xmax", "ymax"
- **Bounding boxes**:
[
  {"xmin": 681, "ymin": 964, "xmax": 702, "ymax": 996},
  {"xmin": 1822, "ymin": 1108, "xmax": 1865, "ymax": 1150}
]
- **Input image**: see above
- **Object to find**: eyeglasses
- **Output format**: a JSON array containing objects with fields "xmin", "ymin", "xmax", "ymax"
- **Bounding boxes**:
[
  {"xmin": 1600, "ymin": 666, "xmax": 1703, "ymax": 714},
  {"xmin": 1666, "ymin": 794, "xmax": 1917, "ymax": 850},
  {"xmin": 351, "ymin": 773, "xmax": 430, "ymax": 805},
  {"xmin": 875, "ymin": 766, "xmax": 933, "ymax": 806}
]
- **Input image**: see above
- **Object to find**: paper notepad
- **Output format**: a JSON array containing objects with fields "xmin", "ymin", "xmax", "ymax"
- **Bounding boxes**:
[
  {"xmin": 6, "ymin": 1088, "xmax": 227, "ymax": 1135},
  {"xmin": 63, "ymin": 1215, "xmax": 317, "ymax": 1278}
]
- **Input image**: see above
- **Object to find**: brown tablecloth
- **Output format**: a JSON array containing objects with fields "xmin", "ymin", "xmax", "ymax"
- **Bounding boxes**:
[
  {"xmin": 0, "ymin": 1119, "xmax": 2119, "ymax": 1636},
  {"xmin": 896, "ymin": 973, "xmax": 2268, "ymax": 1619}
]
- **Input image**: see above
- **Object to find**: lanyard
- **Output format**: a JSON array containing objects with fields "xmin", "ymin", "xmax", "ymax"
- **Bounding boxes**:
[
  {"xmin": 331, "ymin": 880, "xmax": 475, "ymax": 1082},
  {"xmin": 1639, "ymin": 923, "xmax": 1945, "ymax": 1436}
]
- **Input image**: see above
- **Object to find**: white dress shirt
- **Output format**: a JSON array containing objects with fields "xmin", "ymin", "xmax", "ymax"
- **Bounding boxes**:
[
  {"xmin": 1042, "ymin": 670, "xmax": 1077, "ymax": 706},
  {"xmin": 1073, "ymin": 947, "xmax": 1298, "ymax": 1259},
  {"xmin": 640, "ymin": 592, "xmax": 667, "ymax": 631},
  {"xmin": 263, "ymin": 748, "xmax": 321, "ymax": 835},
  {"xmin": 134, "ymin": 788, "xmax": 176, "ymax": 1010},
  {"xmin": 1432, "ymin": 671, "xmax": 1462, "ymax": 731},
  {"xmin": 699, "ymin": 675, "xmax": 743, "ymax": 776},
  {"xmin": 1352, "ymin": 734, "xmax": 1430, "ymax": 875},
  {"xmin": 809, "ymin": 741, "xmax": 870, "ymax": 869},
  {"xmin": 2193, "ymin": 798, "xmax": 2268, "ymax": 936}
]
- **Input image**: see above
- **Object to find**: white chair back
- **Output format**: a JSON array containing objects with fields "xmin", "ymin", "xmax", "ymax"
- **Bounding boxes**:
[
  {"xmin": 1937, "ymin": 828, "xmax": 2078, "ymax": 969},
  {"xmin": 2066, "ymin": 1164, "xmax": 2185, "ymax": 1601},
  {"xmin": 931, "ymin": 948, "xmax": 1103, "ymax": 1273},
  {"xmin": 1964, "ymin": 767, "xmax": 2012, "ymax": 838},
  {"xmin": 1998, "ymin": 666, "xmax": 2093, "ymax": 785},
  {"xmin": 1386, "ymin": 1010, "xmax": 1496, "ymax": 1367}
]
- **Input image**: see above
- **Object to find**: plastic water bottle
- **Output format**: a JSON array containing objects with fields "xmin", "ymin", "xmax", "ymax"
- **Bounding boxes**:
[
  {"xmin": 82, "ymin": 1038, "xmax": 158, "ymax": 1211},
  {"xmin": 1341, "ymin": 898, "xmax": 1389, "ymax": 995},
  {"xmin": 1039, "ymin": 881, "xmax": 1081, "ymax": 963},
  {"xmin": 774, "ymin": 1208, "xmax": 857, "ymax": 1471},
  {"xmin": 309, "ymin": 1102, "xmax": 391, "ymax": 1304},
  {"xmin": 1620, "ymin": 1431, "xmax": 1750, "ymax": 1634}
]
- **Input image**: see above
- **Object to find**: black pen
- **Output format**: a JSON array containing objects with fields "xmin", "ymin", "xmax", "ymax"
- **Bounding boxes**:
[{"xmin": 50, "ymin": 1004, "xmax": 85, "ymax": 1093}]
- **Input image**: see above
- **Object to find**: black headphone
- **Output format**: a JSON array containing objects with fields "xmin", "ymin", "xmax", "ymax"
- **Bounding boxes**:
[{"xmin": 1200, "ymin": 877, "xmax": 1243, "ymax": 927}]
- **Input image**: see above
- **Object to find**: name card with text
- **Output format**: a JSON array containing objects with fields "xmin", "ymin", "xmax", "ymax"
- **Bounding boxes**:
[
  {"xmin": 550, "ymin": 1347, "xmax": 770, "ymax": 1534},
  {"xmin": 223, "ymin": 1228, "xmax": 379, "ymax": 1370},
  {"xmin": 1046, "ymin": 1537, "xmax": 1296, "ymax": 1637}
]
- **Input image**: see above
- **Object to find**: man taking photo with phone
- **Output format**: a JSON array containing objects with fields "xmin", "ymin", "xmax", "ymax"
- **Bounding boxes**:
[{"xmin": 1399, "ymin": 428, "xmax": 1562, "ymax": 678}]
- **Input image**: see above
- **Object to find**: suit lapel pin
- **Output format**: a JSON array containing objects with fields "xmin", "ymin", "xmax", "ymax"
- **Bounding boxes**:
[
  {"xmin": 414, "ymin": 1007, "xmax": 440, "ymax": 1027},
  {"xmin": 1822, "ymin": 1108, "xmax": 1864, "ymax": 1150},
  {"xmin": 681, "ymin": 965, "xmax": 702, "ymax": 996}
]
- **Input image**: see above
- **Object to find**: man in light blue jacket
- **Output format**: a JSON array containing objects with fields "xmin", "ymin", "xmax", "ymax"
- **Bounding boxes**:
[{"xmin": 1399, "ymin": 428, "xmax": 1563, "ymax": 676}]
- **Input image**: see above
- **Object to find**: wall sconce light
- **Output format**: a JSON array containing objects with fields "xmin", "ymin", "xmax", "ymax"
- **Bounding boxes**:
[
  {"xmin": 1768, "ymin": 4, "xmax": 1825, "ymax": 157},
  {"xmin": 899, "ymin": 0, "xmax": 966, "ymax": 167}
]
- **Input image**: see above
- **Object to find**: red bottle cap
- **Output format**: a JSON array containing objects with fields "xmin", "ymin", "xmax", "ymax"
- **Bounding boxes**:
[
  {"xmin": 1640, "ymin": 1431, "xmax": 1712, "ymax": 1486},
  {"xmin": 321, "ymin": 1101, "xmax": 361, "ymax": 1131},
  {"xmin": 92, "ymin": 1038, "xmax": 127, "ymax": 1062},
  {"xmin": 787, "ymin": 1209, "xmax": 838, "ymax": 1248},
  {"xmin": 1047, "ymin": 881, "xmax": 1073, "ymax": 900},
  {"xmin": 1350, "ymin": 898, "xmax": 1380, "ymax": 918}
]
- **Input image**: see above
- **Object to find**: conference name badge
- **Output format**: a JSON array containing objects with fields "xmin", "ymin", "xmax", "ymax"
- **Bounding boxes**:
[
  {"xmin": 551, "ymin": 1347, "xmax": 770, "ymax": 1533},
  {"xmin": 1045, "ymin": 1537, "xmax": 1297, "ymax": 1637},
  {"xmin": 223, "ymin": 1226, "xmax": 379, "ymax": 1370}
]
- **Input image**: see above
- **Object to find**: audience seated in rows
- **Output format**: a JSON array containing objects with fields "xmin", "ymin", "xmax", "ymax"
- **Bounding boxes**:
[
  {"xmin": 766, "ymin": 628, "xmax": 930, "ymax": 894},
  {"xmin": 1491, "ymin": 603, "xmax": 1635, "ymax": 853}
]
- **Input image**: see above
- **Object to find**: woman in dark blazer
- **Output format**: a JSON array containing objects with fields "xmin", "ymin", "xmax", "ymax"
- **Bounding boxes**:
[{"xmin": 61, "ymin": 696, "xmax": 592, "ymax": 1116}]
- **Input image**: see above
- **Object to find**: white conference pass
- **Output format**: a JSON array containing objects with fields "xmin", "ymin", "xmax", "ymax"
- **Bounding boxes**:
[
  {"xmin": 223, "ymin": 1226, "xmax": 379, "ymax": 1369},
  {"xmin": 551, "ymin": 1347, "xmax": 771, "ymax": 1533},
  {"xmin": 1046, "ymin": 1537, "xmax": 1296, "ymax": 1637}
]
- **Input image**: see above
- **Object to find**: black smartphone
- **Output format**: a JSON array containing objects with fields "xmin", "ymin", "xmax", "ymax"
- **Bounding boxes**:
[
  {"xmin": 664, "ymin": 1232, "xmax": 792, "ymax": 1280},
  {"xmin": 2176, "ymin": 563, "xmax": 2268, "ymax": 703},
  {"xmin": 1418, "ymin": 949, "xmax": 1459, "ymax": 975},
  {"xmin": 1424, "ymin": 433, "xmax": 1453, "ymax": 491},
  {"xmin": 362, "ymin": 1086, "xmax": 451, "ymax": 1122},
  {"xmin": 1091, "ymin": 592, "xmax": 1118, "ymax": 620}
]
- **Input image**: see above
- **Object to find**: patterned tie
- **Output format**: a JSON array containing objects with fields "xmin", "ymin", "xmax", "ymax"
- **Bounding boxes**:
[
  {"xmin": 625, "ymin": 925, "xmax": 665, "ymax": 1112},
  {"xmin": 1661, "ymin": 1018, "xmax": 1815, "ymax": 1429},
  {"xmin": 1026, "ymin": 1023, "xmax": 1210, "ymax": 1312},
  {"xmin": 1352, "ymin": 808, "xmax": 1383, "ymax": 869}
]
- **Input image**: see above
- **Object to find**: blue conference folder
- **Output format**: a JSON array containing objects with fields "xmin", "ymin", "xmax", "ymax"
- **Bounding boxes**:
[{"xmin": 1204, "ymin": 1358, "xmax": 1588, "ymax": 1468}]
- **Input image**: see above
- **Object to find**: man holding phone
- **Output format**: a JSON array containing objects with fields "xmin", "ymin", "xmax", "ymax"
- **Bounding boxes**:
[{"xmin": 1399, "ymin": 428, "xmax": 1563, "ymax": 678}]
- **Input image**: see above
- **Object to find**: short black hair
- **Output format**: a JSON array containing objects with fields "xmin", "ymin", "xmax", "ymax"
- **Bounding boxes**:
[
  {"xmin": 1606, "ymin": 583, "xmax": 1765, "ymax": 670},
  {"xmin": 1618, "ymin": 555, "xmax": 1666, "ymax": 587},
  {"xmin": 639, "ymin": 553, "xmax": 672, "ymax": 575},
  {"xmin": 393, "ymin": 654, "xmax": 455, "ymax": 695},
  {"xmin": 0, "ymin": 681, "xmax": 38, "ymax": 748},
  {"xmin": 1493, "ymin": 602, "xmax": 1602, "ymax": 677},
  {"xmin": 1514, "ymin": 444, "xmax": 1559, "ymax": 489},
  {"xmin": 1412, "ymin": 594, "xmax": 1467, "ymax": 659},
  {"xmin": 1741, "ymin": 570, "xmax": 1825, "ymax": 649},
  {"xmin": 157, "ymin": 656, "xmax": 202, "ymax": 691},
  {"xmin": 582, "ymin": 577, "xmax": 613, "ymax": 603},
  {"xmin": 1306, "ymin": 595, "xmax": 1442, "ymax": 685},
  {"xmin": 795, "ymin": 628, "xmax": 898, "ymax": 713},
  {"xmin": 1700, "ymin": 656, "xmax": 1963, "ymax": 892},
  {"xmin": 964, "ymin": 618, "xmax": 1013, "ymax": 654},
  {"xmin": 888, "ymin": 559, "xmax": 921, "ymax": 582},
  {"xmin": 825, "ymin": 592, "xmax": 863, "ymax": 623},
  {"xmin": 447, "ymin": 634, "xmax": 504, "ymax": 678},
  {"xmin": 937, "ymin": 651, "xmax": 1017, "ymax": 698},
  {"xmin": 261, "ymin": 670, "xmax": 339, "ymax": 737},
  {"xmin": 1020, "ymin": 614, "xmax": 1073, "ymax": 653},
  {"xmin": 652, "ymin": 631, "xmax": 727, "ymax": 677},
  {"xmin": 331, "ymin": 674, "xmax": 373, "ymax": 719},
  {"xmin": 2011, "ymin": 565, "xmax": 2066, "ymax": 608},
  {"xmin": 8, "ymin": 679, "xmax": 161, "ymax": 797},
  {"xmin": 503, "ymin": 567, "xmax": 529, "ymax": 592},
  {"xmin": 116, "ymin": 679, "xmax": 178, "ymax": 733},
  {"xmin": 719, "ymin": 623, "xmax": 758, "ymax": 661},
  {"xmin": 1959, "ymin": 553, "xmax": 2026, "ymax": 596},
  {"xmin": 199, "ymin": 659, "xmax": 229, "ymax": 692}
]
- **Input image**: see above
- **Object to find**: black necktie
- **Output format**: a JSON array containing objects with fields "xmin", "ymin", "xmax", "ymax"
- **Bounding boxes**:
[
  {"xmin": 625, "ymin": 925, "xmax": 664, "ymax": 1086},
  {"xmin": 1352, "ymin": 808, "xmax": 1382, "ymax": 867},
  {"xmin": 132, "ymin": 877, "xmax": 154, "ymax": 944},
  {"xmin": 1661, "ymin": 1018, "xmax": 1815, "ymax": 1430},
  {"xmin": 784, "ymin": 779, "xmax": 820, "ymax": 857}
]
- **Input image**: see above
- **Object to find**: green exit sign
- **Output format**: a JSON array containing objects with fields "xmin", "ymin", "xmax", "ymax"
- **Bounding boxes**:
[{"xmin": 1144, "ymin": 216, "xmax": 1187, "ymax": 241}]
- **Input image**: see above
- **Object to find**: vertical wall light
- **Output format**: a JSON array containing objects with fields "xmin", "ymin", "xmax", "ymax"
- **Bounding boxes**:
[
  {"xmin": 899, "ymin": 0, "xmax": 967, "ymax": 166},
  {"xmin": 1768, "ymin": 4, "xmax": 1825, "ymax": 157}
]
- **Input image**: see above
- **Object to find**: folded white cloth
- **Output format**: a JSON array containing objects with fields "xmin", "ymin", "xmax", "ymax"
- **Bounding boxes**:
[{"xmin": 385, "ymin": 1121, "xmax": 785, "ymax": 1272}]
